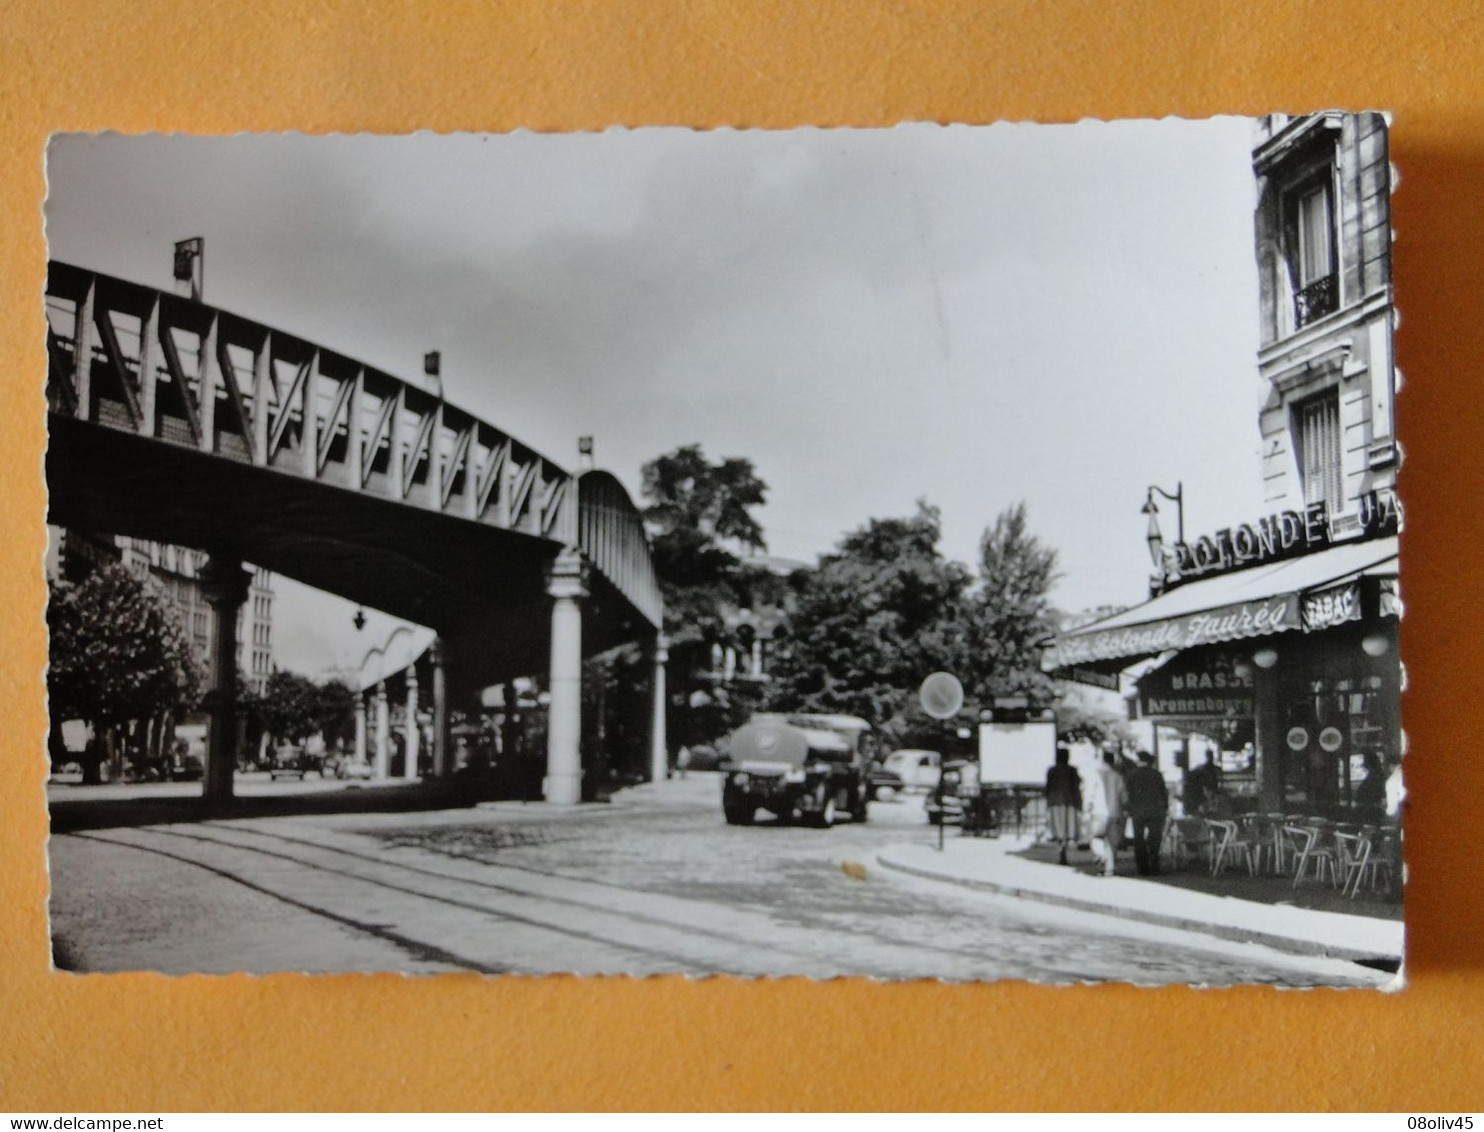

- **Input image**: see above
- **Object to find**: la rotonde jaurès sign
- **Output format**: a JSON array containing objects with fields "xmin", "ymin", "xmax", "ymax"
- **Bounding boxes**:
[
  {"xmin": 1048, "ymin": 594, "xmax": 1300, "ymax": 669},
  {"xmin": 1153, "ymin": 488, "xmax": 1398, "ymax": 594}
]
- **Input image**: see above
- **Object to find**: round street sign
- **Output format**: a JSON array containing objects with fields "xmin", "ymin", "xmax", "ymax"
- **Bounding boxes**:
[{"xmin": 919, "ymin": 672, "xmax": 965, "ymax": 720}]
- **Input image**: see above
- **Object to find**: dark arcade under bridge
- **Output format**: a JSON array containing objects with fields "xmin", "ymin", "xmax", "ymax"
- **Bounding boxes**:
[{"xmin": 45, "ymin": 261, "xmax": 666, "ymax": 805}]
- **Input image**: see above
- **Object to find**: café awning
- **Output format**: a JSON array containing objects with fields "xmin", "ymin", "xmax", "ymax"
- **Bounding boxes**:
[{"xmin": 1045, "ymin": 535, "xmax": 1398, "ymax": 680}]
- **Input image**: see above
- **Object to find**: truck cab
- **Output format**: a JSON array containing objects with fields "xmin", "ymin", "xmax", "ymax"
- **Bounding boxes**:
[{"xmin": 722, "ymin": 713, "xmax": 872, "ymax": 828}]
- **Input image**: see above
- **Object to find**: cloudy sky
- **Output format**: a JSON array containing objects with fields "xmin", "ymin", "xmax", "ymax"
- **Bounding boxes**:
[{"xmin": 45, "ymin": 120, "xmax": 1268, "ymax": 678}]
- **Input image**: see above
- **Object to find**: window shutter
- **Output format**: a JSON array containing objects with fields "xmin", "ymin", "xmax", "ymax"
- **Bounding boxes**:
[
  {"xmin": 1299, "ymin": 396, "xmax": 1343, "ymax": 508},
  {"xmin": 1297, "ymin": 184, "xmax": 1334, "ymax": 285}
]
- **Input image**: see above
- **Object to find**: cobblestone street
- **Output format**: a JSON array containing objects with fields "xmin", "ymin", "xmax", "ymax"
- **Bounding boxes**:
[{"xmin": 48, "ymin": 775, "xmax": 1386, "ymax": 986}]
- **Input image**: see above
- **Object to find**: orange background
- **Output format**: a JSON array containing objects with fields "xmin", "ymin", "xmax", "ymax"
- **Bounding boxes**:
[{"xmin": 2, "ymin": 0, "xmax": 1482, "ymax": 1112}]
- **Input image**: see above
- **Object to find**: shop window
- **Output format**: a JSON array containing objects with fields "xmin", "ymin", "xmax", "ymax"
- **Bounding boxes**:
[
  {"xmin": 1296, "ymin": 393, "xmax": 1343, "ymax": 511},
  {"xmin": 1284, "ymin": 175, "xmax": 1338, "ymax": 327}
]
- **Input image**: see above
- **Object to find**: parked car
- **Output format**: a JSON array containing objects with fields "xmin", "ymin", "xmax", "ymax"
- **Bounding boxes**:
[
  {"xmin": 722, "ymin": 713, "xmax": 872, "ymax": 828},
  {"xmin": 168, "ymin": 749, "xmax": 205, "ymax": 781},
  {"xmin": 881, "ymin": 749, "xmax": 942, "ymax": 792},
  {"xmin": 268, "ymin": 743, "xmax": 313, "ymax": 780},
  {"xmin": 685, "ymin": 743, "xmax": 728, "ymax": 771},
  {"xmin": 866, "ymin": 761, "xmax": 906, "ymax": 800},
  {"xmin": 331, "ymin": 754, "xmax": 374, "ymax": 780}
]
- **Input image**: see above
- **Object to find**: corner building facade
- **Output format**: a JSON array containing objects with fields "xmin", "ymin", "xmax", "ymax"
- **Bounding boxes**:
[
  {"xmin": 1045, "ymin": 112, "xmax": 1401, "ymax": 821},
  {"xmin": 1253, "ymin": 111, "xmax": 1397, "ymax": 524}
]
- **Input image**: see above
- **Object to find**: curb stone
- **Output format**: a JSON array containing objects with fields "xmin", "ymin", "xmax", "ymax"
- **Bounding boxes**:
[{"xmin": 874, "ymin": 848, "xmax": 1402, "ymax": 965}]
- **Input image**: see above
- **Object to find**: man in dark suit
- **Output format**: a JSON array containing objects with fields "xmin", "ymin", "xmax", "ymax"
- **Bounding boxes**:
[
  {"xmin": 1183, "ymin": 750, "xmax": 1222, "ymax": 814},
  {"xmin": 1127, "ymin": 750, "xmax": 1170, "ymax": 876}
]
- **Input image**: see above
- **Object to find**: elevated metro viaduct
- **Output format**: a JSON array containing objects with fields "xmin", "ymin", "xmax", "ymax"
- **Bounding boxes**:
[{"xmin": 44, "ymin": 262, "xmax": 667, "ymax": 804}]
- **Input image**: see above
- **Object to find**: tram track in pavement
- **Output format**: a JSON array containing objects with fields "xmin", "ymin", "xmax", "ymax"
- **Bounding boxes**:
[
  {"xmin": 66, "ymin": 831, "xmax": 505, "ymax": 974},
  {"xmin": 200, "ymin": 820, "xmax": 1105, "ymax": 982},
  {"xmin": 75, "ymin": 819, "xmax": 1117, "ymax": 981},
  {"xmin": 73, "ymin": 825, "xmax": 771, "ymax": 976},
  {"xmin": 326, "ymin": 825, "xmax": 1110, "ymax": 981},
  {"xmin": 73, "ymin": 823, "xmax": 936, "ymax": 977}
]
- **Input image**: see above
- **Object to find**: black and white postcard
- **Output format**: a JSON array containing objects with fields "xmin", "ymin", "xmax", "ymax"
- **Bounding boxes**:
[{"xmin": 43, "ymin": 116, "xmax": 1403, "ymax": 986}]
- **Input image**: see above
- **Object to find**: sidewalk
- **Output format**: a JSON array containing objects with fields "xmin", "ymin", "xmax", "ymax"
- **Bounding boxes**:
[
  {"xmin": 48, "ymin": 774, "xmax": 472, "ymax": 833},
  {"xmin": 876, "ymin": 836, "xmax": 1404, "ymax": 964}
]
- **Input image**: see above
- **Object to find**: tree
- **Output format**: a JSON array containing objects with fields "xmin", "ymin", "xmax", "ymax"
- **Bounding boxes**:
[
  {"xmin": 967, "ymin": 502, "xmax": 1061, "ymax": 706},
  {"xmin": 765, "ymin": 502, "xmax": 974, "ymax": 730},
  {"xmin": 765, "ymin": 500, "xmax": 1067, "ymax": 755},
  {"xmin": 640, "ymin": 445, "xmax": 778, "ymax": 752},
  {"xmin": 256, "ymin": 670, "xmax": 321, "ymax": 743},
  {"xmin": 47, "ymin": 560, "xmax": 201, "ymax": 783},
  {"xmin": 641, "ymin": 444, "xmax": 771, "ymax": 641},
  {"xmin": 642, "ymin": 444, "xmax": 767, "ymax": 566},
  {"xmin": 311, "ymin": 679, "xmax": 358, "ymax": 748}
]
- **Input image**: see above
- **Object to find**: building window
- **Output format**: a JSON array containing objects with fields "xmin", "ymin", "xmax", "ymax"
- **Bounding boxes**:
[
  {"xmin": 1286, "ymin": 175, "xmax": 1337, "ymax": 327},
  {"xmin": 1296, "ymin": 393, "xmax": 1343, "ymax": 511}
]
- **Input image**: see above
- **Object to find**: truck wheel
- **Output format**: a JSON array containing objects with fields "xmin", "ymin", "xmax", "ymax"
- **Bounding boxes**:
[
  {"xmin": 811, "ymin": 789, "xmax": 837, "ymax": 829},
  {"xmin": 723, "ymin": 798, "xmax": 755, "ymax": 826}
]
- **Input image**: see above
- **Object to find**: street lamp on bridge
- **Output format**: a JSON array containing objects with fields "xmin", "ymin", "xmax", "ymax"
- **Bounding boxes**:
[{"xmin": 172, "ymin": 237, "xmax": 204, "ymax": 302}]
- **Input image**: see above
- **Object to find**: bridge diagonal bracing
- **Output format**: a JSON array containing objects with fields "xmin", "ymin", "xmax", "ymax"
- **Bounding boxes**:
[{"xmin": 45, "ymin": 261, "xmax": 663, "ymax": 802}]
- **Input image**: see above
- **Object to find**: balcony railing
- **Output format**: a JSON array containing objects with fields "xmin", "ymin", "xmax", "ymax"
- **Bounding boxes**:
[{"xmin": 1294, "ymin": 273, "xmax": 1338, "ymax": 328}]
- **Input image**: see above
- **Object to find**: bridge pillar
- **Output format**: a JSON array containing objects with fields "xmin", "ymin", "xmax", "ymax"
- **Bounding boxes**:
[
  {"xmin": 430, "ymin": 638, "xmax": 449, "ymax": 776},
  {"xmin": 198, "ymin": 556, "xmax": 251, "ymax": 802},
  {"xmin": 354, "ymin": 694, "xmax": 367, "ymax": 765},
  {"xmin": 403, "ymin": 669, "xmax": 420, "ymax": 781},
  {"xmin": 544, "ymin": 548, "xmax": 588, "ymax": 805},
  {"xmin": 650, "ymin": 634, "xmax": 669, "ymax": 784},
  {"xmin": 373, "ymin": 681, "xmax": 390, "ymax": 779}
]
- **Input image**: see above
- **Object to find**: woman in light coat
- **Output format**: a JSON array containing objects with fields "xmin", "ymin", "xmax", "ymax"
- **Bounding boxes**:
[{"xmin": 1085, "ymin": 750, "xmax": 1128, "ymax": 877}]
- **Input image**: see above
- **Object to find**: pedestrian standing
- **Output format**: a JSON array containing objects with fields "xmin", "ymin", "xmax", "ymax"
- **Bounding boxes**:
[
  {"xmin": 1044, "ymin": 746, "xmax": 1082, "ymax": 865},
  {"xmin": 1126, "ymin": 750, "xmax": 1169, "ymax": 876},
  {"xmin": 1354, "ymin": 752, "xmax": 1386, "ymax": 820},
  {"xmin": 1183, "ymin": 749, "xmax": 1222, "ymax": 815},
  {"xmin": 1085, "ymin": 749, "xmax": 1128, "ymax": 877}
]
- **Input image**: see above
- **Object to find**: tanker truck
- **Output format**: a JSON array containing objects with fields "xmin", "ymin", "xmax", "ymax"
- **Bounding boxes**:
[{"xmin": 721, "ymin": 713, "xmax": 873, "ymax": 828}]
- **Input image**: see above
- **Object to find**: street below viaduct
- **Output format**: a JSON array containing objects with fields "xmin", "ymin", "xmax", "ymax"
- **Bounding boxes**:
[{"xmin": 48, "ymin": 775, "xmax": 1384, "ymax": 986}]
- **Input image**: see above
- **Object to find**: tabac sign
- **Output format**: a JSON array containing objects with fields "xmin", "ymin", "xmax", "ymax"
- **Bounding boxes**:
[
  {"xmin": 1136, "ymin": 653, "xmax": 1255, "ymax": 720},
  {"xmin": 1301, "ymin": 581, "xmax": 1363, "ymax": 632},
  {"xmin": 1047, "ymin": 594, "xmax": 1301, "ymax": 669}
]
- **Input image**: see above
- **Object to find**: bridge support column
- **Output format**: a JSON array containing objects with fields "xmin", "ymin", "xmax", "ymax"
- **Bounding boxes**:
[
  {"xmin": 544, "ymin": 548, "xmax": 588, "ymax": 805},
  {"xmin": 650, "ymin": 634, "xmax": 669, "ymax": 784},
  {"xmin": 354, "ymin": 694, "xmax": 367, "ymax": 765},
  {"xmin": 373, "ymin": 681, "xmax": 390, "ymax": 779},
  {"xmin": 430, "ymin": 638, "xmax": 449, "ymax": 776},
  {"xmin": 403, "ymin": 669, "xmax": 420, "ymax": 781},
  {"xmin": 198, "ymin": 556, "xmax": 251, "ymax": 802}
]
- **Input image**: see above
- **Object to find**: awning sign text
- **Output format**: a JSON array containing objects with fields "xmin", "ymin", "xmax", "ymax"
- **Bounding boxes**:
[{"xmin": 1048, "ymin": 595, "xmax": 1299, "ymax": 669}]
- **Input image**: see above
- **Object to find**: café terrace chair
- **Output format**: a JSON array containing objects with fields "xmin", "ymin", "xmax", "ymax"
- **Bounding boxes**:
[
  {"xmin": 1263, "ymin": 812, "xmax": 1296, "ymax": 873},
  {"xmin": 1334, "ymin": 829, "xmax": 1373, "ymax": 899},
  {"xmin": 1241, "ymin": 813, "xmax": 1285, "ymax": 874},
  {"xmin": 1288, "ymin": 820, "xmax": 1340, "ymax": 889},
  {"xmin": 1208, "ymin": 818, "xmax": 1258, "ymax": 877},
  {"xmin": 1357, "ymin": 824, "xmax": 1399, "ymax": 898},
  {"xmin": 1275, "ymin": 815, "xmax": 1306, "ymax": 875},
  {"xmin": 1170, "ymin": 816, "xmax": 1214, "ymax": 871}
]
